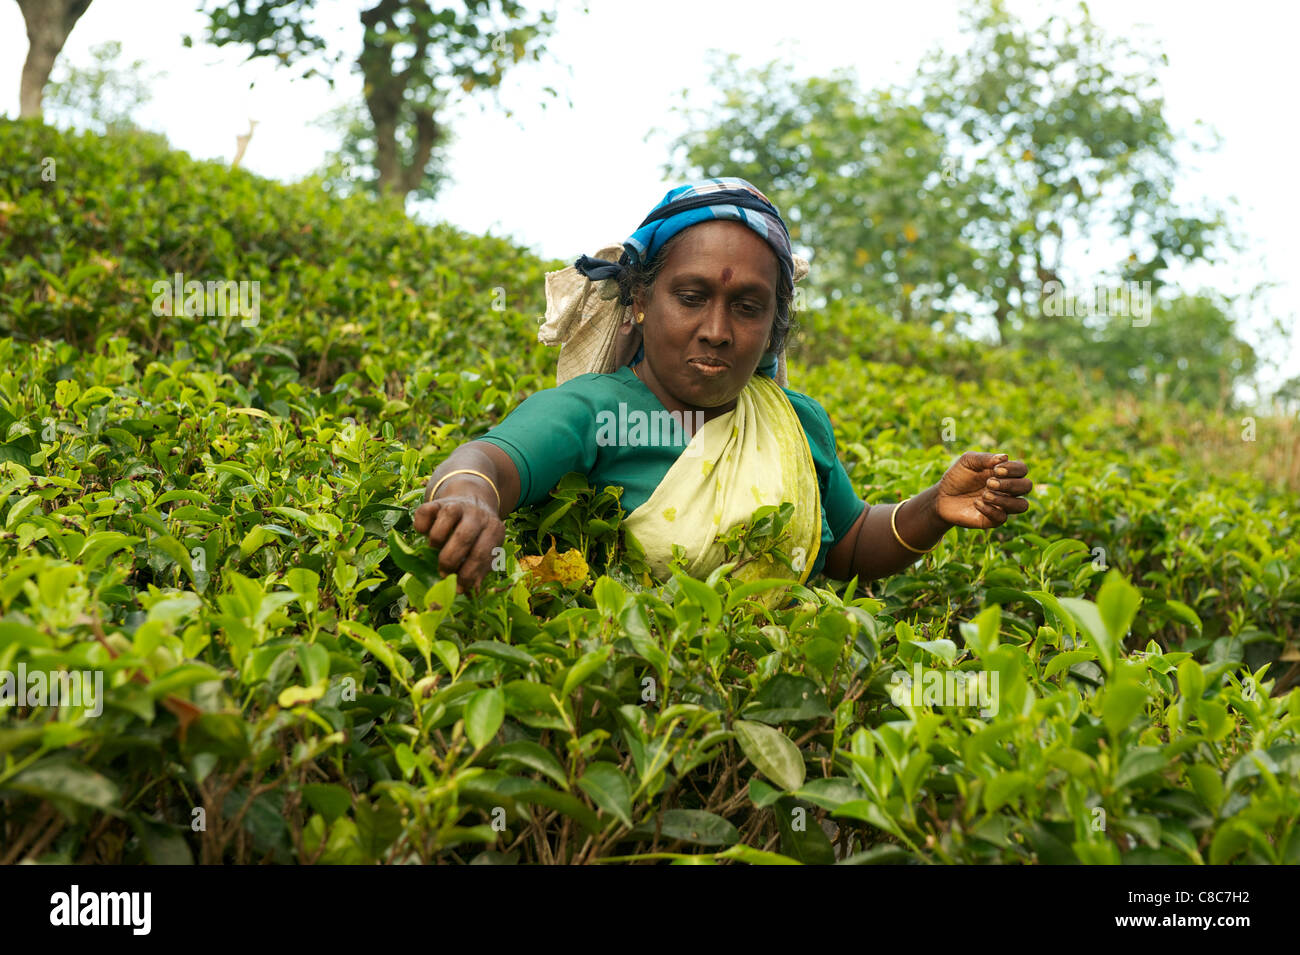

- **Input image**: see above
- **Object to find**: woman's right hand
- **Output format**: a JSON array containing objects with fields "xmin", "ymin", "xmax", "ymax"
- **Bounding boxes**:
[{"xmin": 412, "ymin": 479, "xmax": 506, "ymax": 593}]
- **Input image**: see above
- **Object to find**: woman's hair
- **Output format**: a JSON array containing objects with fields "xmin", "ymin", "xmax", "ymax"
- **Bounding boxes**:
[{"xmin": 617, "ymin": 230, "xmax": 797, "ymax": 355}]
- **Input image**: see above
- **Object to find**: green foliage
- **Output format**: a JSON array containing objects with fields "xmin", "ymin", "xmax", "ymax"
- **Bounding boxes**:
[
  {"xmin": 310, "ymin": 99, "xmax": 454, "ymax": 205},
  {"xmin": 919, "ymin": 0, "xmax": 1228, "ymax": 301},
  {"xmin": 0, "ymin": 119, "xmax": 558, "ymax": 390},
  {"xmin": 1, "ymin": 119, "xmax": 1297, "ymax": 864},
  {"xmin": 668, "ymin": 53, "xmax": 970, "ymax": 322},
  {"xmin": 195, "ymin": 0, "xmax": 558, "ymax": 202},
  {"xmin": 43, "ymin": 41, "xmax": 162, "ymax": 136},
  {"xmin": 668, "ymin": 0, "xmax": 1230, "ymax": 347},
  {"xmin": 1007, "ymin": 292, "xmax": 1258, "ymax": 411}
]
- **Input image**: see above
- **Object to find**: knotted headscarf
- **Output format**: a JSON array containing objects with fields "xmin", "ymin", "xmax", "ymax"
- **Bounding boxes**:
[{"xmin": 538, "ymin": 177, "xmax": 808, "ymax": 387}]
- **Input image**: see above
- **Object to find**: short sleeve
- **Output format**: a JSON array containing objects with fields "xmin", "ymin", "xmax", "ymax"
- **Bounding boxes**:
[
  {"xmin": 811, "ymin": 404, "xmax": 866, "ymax": 541},
  {"xmin": 786, "ymin": 391, "xmax": 866, "ymax": 573},
  {"xmin": 475, "ymin": 378, "xmax": 602, "ymax": 508}
]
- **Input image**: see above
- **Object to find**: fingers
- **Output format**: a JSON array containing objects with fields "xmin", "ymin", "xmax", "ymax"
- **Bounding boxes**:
[
  {"xmin": 435, "ymin": 505, "xmax": 490, "ymax": 575},
  {"xmin": 986, "ymin": 475, "xmax": 1033, "ymax": 496},
  {"xmin": 415, "ymin": 497, "xmax": 505, "ymax": 591},
  {"xmin": 964, "ymin": 450, "xmax": 1007, "ymax": 469},
  {"xmin": 973, "ymin": 498, "xmax": 1006, "ymax": 524},
  {"xmin": 413, "ymin": 500, "xmax": 438, "ymax": 534},
  {"xmin": 958, "ymin": 451, "xmax": 1000, "ymax": 472},
  {"xmin": 456, "ymin": 520, "xmax": 506, "ymax": 592},
  {"xmin": 981, "ymin": 486, "xmax": 1029, "ymax": 514},
  {"xmin": 959, "ymin": 452, "xmax": 1031, "ymax": 480},
  {"xmin": 991, "ymin": 458, "xmax": 1029, "ymax": 479},
  {"xmin": 444, "ymin": 525, "xmax": 489, "ymax": 594},
  {"xmin": 425, "ymin": 499, "xmax": 465, "ymax": 549}
]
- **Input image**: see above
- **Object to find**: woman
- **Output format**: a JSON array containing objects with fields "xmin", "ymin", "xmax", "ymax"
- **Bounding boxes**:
[{"xmin": 413, "ymin": 178, "xmax": 1032, "ymax": 593}]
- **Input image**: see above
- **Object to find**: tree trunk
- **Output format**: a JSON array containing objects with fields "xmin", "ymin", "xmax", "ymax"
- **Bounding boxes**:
[
  {"xmin": 399, "ymin": 108, "xmax": 440, "ymax": 197},
  {"xmin": 359, "ymin": 0, "xmax": 437, "ymax": 205},
  {"xmin": 367, "ymin": 94, "xmax": 402, "ymax": 195},
  {"xmin": 993, "ymin": 299, "xmax": 1008, "ymax": 346},
  {"xmin": 16, "ymin": 0, "xmax": 94, "ymax": 119}
]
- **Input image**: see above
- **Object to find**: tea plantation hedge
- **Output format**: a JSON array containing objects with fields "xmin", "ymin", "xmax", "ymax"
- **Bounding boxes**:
[{"xmin": 1, "ymin": 119, "xmax": 1298, "ymax": 864}]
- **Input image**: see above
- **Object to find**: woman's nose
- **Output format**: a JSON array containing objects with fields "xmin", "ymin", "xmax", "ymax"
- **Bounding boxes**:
[{"xmin": 698, "ymin": 301, "xmax": 732, "ymax": 344}]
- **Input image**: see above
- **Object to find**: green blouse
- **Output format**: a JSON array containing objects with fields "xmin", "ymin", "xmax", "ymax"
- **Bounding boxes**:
[{"xmin": 476, "ymin": 366, "xmax": 865, "ymax": 577}]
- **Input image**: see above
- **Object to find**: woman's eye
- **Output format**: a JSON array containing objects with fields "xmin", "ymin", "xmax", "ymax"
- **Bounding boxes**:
[{"xmin": 676, "ymin": 293, "xmax": 760, "ymax": 314}]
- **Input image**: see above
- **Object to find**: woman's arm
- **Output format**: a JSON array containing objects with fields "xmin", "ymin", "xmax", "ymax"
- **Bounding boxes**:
[
  {"xmin": 412, "ymin": 441, "xmax": 522, "ymax": 592},
  {"xmin": 822, "ymin": 485, "xmax": 951, "ymax": 581},
  {"xmin": 823, "ymin": 452, "xmax": 1032, "ymax": 582}
]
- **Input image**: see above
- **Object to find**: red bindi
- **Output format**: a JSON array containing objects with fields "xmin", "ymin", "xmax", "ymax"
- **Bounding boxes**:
[{"xmin": 720, "ymin": 267, "xmax": 733, "ymax": 284}]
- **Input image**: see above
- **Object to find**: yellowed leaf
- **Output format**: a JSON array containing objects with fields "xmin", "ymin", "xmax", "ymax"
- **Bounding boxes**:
[
  {"xmin": 520, "ymin": 540, "xmax": 588, "ymax": 588},
  {"xmin": 278, "ymin": 682, "xmax": 325, "ymax": 707}
]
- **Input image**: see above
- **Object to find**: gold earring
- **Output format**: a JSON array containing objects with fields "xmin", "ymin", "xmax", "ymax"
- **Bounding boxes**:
[{"xmin": 636, "ymin": 313, "xmax": 645, "ymax": 324}]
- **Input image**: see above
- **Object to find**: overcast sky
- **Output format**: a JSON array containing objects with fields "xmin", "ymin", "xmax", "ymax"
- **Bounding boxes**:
[{"xmin": 3, "ymin": 0, "xmax": 1296, "ymax": 398}]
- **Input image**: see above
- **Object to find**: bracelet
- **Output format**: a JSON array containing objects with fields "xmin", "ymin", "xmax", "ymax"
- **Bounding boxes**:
[
  {"xmin": 426, "ymin": 468, "xmax": 501, "ymax": 511},
  {"xmin": 890, "ymin": 497, "xmax": 935, "ymax": 554}
]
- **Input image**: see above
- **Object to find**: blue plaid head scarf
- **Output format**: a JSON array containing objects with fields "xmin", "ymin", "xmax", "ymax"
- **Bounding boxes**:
[{"xmin": 573, "ymin": 177, "xmax": 794, "ymax": 379}]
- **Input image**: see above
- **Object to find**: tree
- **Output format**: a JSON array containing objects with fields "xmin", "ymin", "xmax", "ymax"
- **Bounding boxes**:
[
  {"xmin": 666, "ymin": 0, "xmax": 1228, "ymax": 343},
  {"xmin": 918, "ymin": 0, "xmax": 1227, "ymax": 343},
  {"xmin": 310, "ymin": 97, "xmax": 454, "ymax": 203},
  {"xmin": 44, "ymin": 41, "xmax": 162, "ymax": 134},
  {"xmin": 1273, "ymin": 374, "xmax": 1300, "ymax": 417},
  {"xmin": 664, "ymin": 54, "xmax": 977, "ymax": 322},
  {"xmin": 197, "ymin": 0, "xmax": 558, "ymax": 206},
  {"xmin": 1012, "ymin": 292, "xmax": 1258, "ymax": 410},
  {"xmin": 15, "ymin": 0, "xmax": 94, "ymax": 119}
]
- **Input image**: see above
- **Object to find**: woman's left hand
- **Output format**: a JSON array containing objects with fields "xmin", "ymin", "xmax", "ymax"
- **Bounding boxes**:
[{"xmin": 934, "ymin": 451, "xmax": 1033, "ymax": 530}]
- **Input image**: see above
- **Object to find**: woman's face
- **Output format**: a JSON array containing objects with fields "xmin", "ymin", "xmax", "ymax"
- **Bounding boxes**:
[{"xmin": 632, "ymin": 220, "xmax": 779, "ymax": 415}]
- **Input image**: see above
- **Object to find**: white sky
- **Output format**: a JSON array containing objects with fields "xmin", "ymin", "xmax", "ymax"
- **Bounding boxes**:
[{"xmin": 3, "ymin": 0, "xmax": 1297, "ymax": 399}]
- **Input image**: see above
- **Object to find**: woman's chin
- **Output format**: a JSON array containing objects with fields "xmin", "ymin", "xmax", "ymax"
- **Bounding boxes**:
[{"xmin": 673, "ymin": 374, "xmax": 744, "ymax": 409}]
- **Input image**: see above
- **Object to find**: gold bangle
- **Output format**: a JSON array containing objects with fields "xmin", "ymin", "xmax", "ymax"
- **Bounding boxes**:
[
  {"xmin": 890, "ymin": 497, "xmax": 935, "ymax": 554},
  {"xmin": 426, "ymin": 468, "xmax": 501, "ymax": 510}
]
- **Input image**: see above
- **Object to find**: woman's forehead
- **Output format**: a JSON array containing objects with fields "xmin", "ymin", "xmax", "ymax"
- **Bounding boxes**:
[{"xmin": 664, "ymin": 223, "xmax": 779, "ymax": 284}]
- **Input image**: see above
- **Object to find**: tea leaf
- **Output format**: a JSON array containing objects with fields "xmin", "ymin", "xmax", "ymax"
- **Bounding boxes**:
[
  {"xmin": 465, "ymin": 688, "xmax": 505, "ymax": 749},
  {"xmin": 9, "ymin": 759, "xmax": 120, "ymax": 810},
  {"xmin": 577, "ymin": 761, "xmax": 633, "ymax": 828},
  {"xmin": 734, "ymin": 720, "xmax": 805, "ymax": 792}
]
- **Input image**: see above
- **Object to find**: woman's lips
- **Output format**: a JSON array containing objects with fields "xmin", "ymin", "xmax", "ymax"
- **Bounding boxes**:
[{"xmin": 689, "ymin": 358, "xmax": 729, "ymax": 376}]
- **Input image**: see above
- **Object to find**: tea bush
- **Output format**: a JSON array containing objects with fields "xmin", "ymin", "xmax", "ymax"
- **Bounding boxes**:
[{"xmin": 1, "ymin": 120, "xmax": 1297, "ymax": 864}]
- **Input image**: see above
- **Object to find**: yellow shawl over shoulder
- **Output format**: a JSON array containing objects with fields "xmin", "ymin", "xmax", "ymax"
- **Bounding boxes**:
[{"xmin": 623, "ymin": 374, "xmax": 821, "ymax": 587}]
